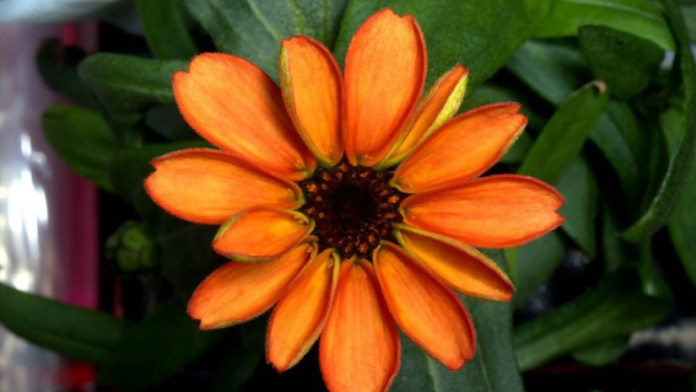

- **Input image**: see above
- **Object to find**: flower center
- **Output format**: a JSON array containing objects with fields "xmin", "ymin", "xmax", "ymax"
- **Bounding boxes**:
[{"xmin": 300, "ymin": 161, "xmax": 404, "ymax": 259}]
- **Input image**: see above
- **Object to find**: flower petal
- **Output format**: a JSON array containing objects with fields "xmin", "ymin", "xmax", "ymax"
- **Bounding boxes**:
[
  {"xmin": 393, "ymin": 103, "xmax": 527, "ymax": 193},
  {"xmin": 267, "ymin": 249, "xmax": 339, "ymax": 371},
  {"xmin": 380, "ymin": 65, "xmax": 469, "ymax": 168},
  {"xmin": 188, "ymin": 243, "xmax": 315, "ymax": 329},
  {"xmin": 280, "ymin": 36, "xmax": 343, "ymax": 166},
  {"xmin": 213, "ymin": 208, "xmax": 314, "ymax": 260},
  {"xmin": 173, "ymin": 53, "xmax": 315, "ymax": 180},
  {"xmin": 401, "ymin": 175, "xmax": 564, "ymax": 248},
  {"xmin": 320, "ymin": 260, "xmax": 400, "ymax": 392},
  {"xmin": 374, "ymin": 243, "xmax": 475, "ymax": 370},
  {"xmin": 394, "ymin": 225, "xmax": 514, "ymax": 301},
  {"xmin": 145, "ymin": 149, "xmax": 303, "ymax": 225},
  {"xmin": 344, "ymin": 8, "xmax": 426, "ymax": 167}
]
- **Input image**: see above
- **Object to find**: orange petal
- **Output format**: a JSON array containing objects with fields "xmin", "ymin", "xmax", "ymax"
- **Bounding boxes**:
[
  {"xmin": 267, "ymin": 249, "xmax": 339, "ymax": 371},
  {"xmin": 393, "ymin": 103, "xmax": 527, "ymax": 193},
  {"xmin": 188, "ymin": 243, "xmax": 315, "ymax": 329},
  {"xmin": 344, "ymin": 9, "xmax": 426, "ymax": 167},
  {"xmin": 401, "ymin": 174, "xmax": 565, "ymax": 248},
  {"xmin": 320, "ymin": 260, "xmax": 400, "ymax": 392},
  {"xmin": 394, "ymin": 225, "xmax": 514, "ymax": 301},
  {"xmin": 145, "ymin": 149, "xmax": 303, "ymax": 225},
  {"xmin": 280, "ymin": 36, "xmax": 343, "ymax": 166},
  {"xmin": 374, "ymin": 243, "xmax": 475, "ymax": 370},
  {"xmin": 173, "ymin": 53, "xmax": 315, "ymax": 180},
  {"xmin": 213, "ymin": 208, "xmax": 314, "ymax": 260},
  {"xmin": 380, "ymin": 65, "xmax": 469, "ymax": 168}
]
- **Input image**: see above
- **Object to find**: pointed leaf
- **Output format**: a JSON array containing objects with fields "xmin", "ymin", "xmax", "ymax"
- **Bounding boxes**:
[
  {"xmin": 97, "ymin": 299, "xmax": 223, "ymax": 390},
  {"xmin": 136, "ymin": 0, "xmax": 197, "ymax": 59},
  {"xmin": 534, "ymin": 0, "xmax": 675, "ymax": 51},
  {"xmin": 42, "ymin": 105, "xmax": 119, "ymax": 191},
  {"xmin": 0, "ymin": 282, "xmax": 128, "ymax": 364},
  {"xmin": 623, "ymin": 0, "xmax": 696, "ymax": 242},
  {"xmin": 518, "ymin": 82, "xmax": 609, "ymax": 183}
]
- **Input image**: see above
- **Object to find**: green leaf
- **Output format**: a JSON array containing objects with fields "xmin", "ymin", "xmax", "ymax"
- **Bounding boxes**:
[
  {"xmin": 589, "ymin": 101, "xmax": 647, "ymax": 200},
  {"xmin": 513, "ymin": 271, "xmax": 671, "ymax": 371},
  {"xmin": 0, "ymin": 282, "xmax": 128, "ymax": 364},
  {"xmin": 79, "ymin": 54, "xmax": 187, "ymax": 145},
  {"xmin": 185, "ymin": 0, "xmax": 348, "ymax": 79},
  {"xmin": 157, "ymin": 224, "xmax": 222, "ymax": 295},
  {"xmin": 518, "ymin": 82, "xmax": 609, "ymax": 183},
  {"xmin": 570, "ymin": 335, "xmax": 630, "ymax": 366},
  {"xmin": 392, "ymin": 301, "xmax": 523, "ymax": 392},
  {"xmin": 42, "ymin": 106, "xmax": 119, "ymax": 191},
  {"xmin": 534, "ymin": 0, "xmax": 675, "ymax": 51},
  {"xmin": 136, "ymin": 0, "xmax": 198, "ymax": 59},
  {"xmin": 97, "ymin": 299, "xmax": 223, "ymax": 390},
  {"xmin": 662, "ymin": 105, "xmax": 696, "ymax": 286},
  {"xmin": 506, "ymin": 39, "xmax": 590, "ymax": 105},
  {"xmin": 36, "ymin": 39, "xmax": 96, "ymax": 107},
  {"xmin": 511, "ymin": 232, "xmax": 567, "ymax": 306},
  {"xmin": 145, "ymin": 105, "xmax": 198, "ymax": 141},
  {"xmin": 333, "ymin": 0, "xmax": 538, "ymax": 89},
  {"xmin": 684, "ymin": 3, "xmax": 696, "ymax": 41},
  {"xmin": 578, "ymin": 25, "xmax": 664, "ymax": 99},
  {"xmin": 600, "ymin": 201, "xmax": 632, "ymax": 272},
  {"xmin": 212, "ymin": 326, "xmax": 263, "ymax": 392},
  {"xmin": 622, "ymin": 0, "xmax": 696, "ymax": 242},
  {"xmin": 555, "ymin": 157, "xmax": 599, "ymax": 257},
  {"xmin": 392, "ymin": 250, "xmax": 524, "ymax": 392}
]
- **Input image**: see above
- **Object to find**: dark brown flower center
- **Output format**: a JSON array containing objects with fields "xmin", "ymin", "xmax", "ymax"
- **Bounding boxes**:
[{"xmin": 299, "ymin": 161, "xmax": 404, "ymax": 259}]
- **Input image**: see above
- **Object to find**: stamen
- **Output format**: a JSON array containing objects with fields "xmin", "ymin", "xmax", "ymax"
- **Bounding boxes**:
[{"xmin": 299, "ymin": 160, "xmax": 404, "ymax": 259}]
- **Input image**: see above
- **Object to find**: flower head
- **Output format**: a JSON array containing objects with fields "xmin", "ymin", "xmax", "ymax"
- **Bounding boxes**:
[{"xmin": 145, "ymin": 8, "xmax": 563, "ymax": 392}]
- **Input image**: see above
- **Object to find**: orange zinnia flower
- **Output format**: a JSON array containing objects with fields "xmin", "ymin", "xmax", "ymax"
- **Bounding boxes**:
[{"xmin": 145, "ymin": 8, "xmax": 563, "ymax": 392}]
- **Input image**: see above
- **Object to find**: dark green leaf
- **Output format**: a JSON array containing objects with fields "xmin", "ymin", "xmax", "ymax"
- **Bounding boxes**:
[
  {"xmin": 570, "ymin": 335, "xmax": 630, "ymax": 366},
  {"xmin": 589, "ymin": 101, "xmax": 647, "ymax": 200},
  {"xmin": 684, "ymin": 3, "xmax": 696, "ymax": 41},
  {"xmin": 79, "ymin": 54, "xmax": 187, "ymax": 145},
  {"xmin": 506, "ymin": 39, "xmax": 590, "ymax": 105},
  {"xmin": 667, "ymin": 111, "xmax": 696, "ymax": 287},
  {"xmin": 36, "ymin": 39, "xmax": 96, "ymax": 107},
  {"xmin": 622, "ymin": 0, "xmax": 696, "ymax": 242},
  {"xmin": 97, "ymin": 299, "xmax": 223, "ymax": 390},
  {"xmin": 136, "ymin": 0, "xmax": 198, "ymax": 59},
  {"xmin": 212, "ymin": 326, "xmax": 263, "ymax": 392},
  {"xmin": 0, "ymin": 282, "xmax": 128, "ymax": 364},
  {"xmin": 579, "ymin": 25, "xmax": 664, "ymax": 99},
  {"xmin": 393, "ymin": 301, "xmax": 523, "ymax": 392},
  {"xmin": 555, "ymin": 157, "xmax": 599, "ymax": 257},
  {"xmin": 600, "ymin": 202, "xmax": 632, "ymax": 272},
  {"xmin": 534, "ymin": 0, "xmax": 675, "ymax": 51},
  {"xmin": 42, "ymin": 105, "xmax": 119, "ymax": 191},
  {"xmin": 185, "ymin": 0, "xmax": 348, "ymax": 79},
  {"xmin": 510, "ymin": 232, "xmax": 567, "ymax": 306},
  {"xmin": 513, "ymin": 271, "xmax": 671, "ymax": 371},
  {"xmin": 145, "ymin": 105, "xmax": 198, "ymax": 141},
  {"xmin": 157, "ymin": 224, "xmax": 222, "ymax": 295},
  {"xmin": 393, "ymin": 250, "xmax": 523, "ymax": 392},
  {"xmin": 333, "ymin": 0, "xmax": 538, "ymax": 89},
  {"xmin": 518, "ymin": 82, "xmax": 609, "ymax": 183}
]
